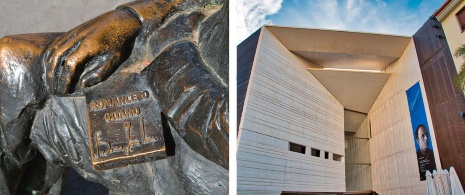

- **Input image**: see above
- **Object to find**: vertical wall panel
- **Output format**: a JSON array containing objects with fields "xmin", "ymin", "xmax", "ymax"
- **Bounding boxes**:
[
  {"xmin": 237, "ymin": 29, "xmax": 261, "ymax": 132},
  {"xmin": 237, "ymin": 27, "xmax": 345, "ymax": 194},
  {"xmin": 414, "ymin": 17, "xmax": 465, "ymax": 186},
  {"xmin": 368, "ymin": 40, "xmax": 433, "ymax": 194}
]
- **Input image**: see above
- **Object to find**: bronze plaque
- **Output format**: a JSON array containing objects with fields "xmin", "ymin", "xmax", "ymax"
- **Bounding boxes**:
[{"xmin": 85, "ymin": 74, "xmax": 167, "ymax": 170}]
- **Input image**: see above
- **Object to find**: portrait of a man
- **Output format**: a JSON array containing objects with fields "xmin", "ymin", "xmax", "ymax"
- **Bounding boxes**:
[{"xmin": 415, "ymin": 124, "xmax": 436, "ymax": 180}]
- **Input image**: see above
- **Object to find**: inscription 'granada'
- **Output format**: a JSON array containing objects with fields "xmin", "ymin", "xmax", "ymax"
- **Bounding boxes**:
[{"xmin": 90, "ymin": 91, "xmax": 149, "ymax": 110}]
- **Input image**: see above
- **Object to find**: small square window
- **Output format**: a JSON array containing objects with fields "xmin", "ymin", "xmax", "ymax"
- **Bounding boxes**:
[
  {"xmin": 311, "ymin": 148, "xmax": 320, "ymax": 157},
  {"xmin": 324, "ymin": 151, "xmax": 329, "ymax": 159},
  {"xmin": 456, "ymin": 6, "xmax": 465, "ymax": 32},
  {"xmin": 289, "ymin": 142, "xmax": 305, "ymax": 154},
  {"xmin": 333, "ymin": 154, "xmax": 343, "ymax": 162}
]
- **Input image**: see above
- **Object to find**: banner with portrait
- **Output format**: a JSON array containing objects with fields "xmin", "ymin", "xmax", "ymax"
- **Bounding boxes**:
[{"xmin": 406, "ymin": 82, "xmax": 436, "ymax": 181}]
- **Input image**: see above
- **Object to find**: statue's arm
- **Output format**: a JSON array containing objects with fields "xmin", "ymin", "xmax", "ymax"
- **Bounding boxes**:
[
  {"xmin": 44, "ymin": 0, "xmax": 222, "ymax": 95},
  {"xmin": 117, "ymin": 0, "xmax": 179, "ymax": 25},
  {"xmin": 43, "ymin": 0, "xmax": 193, "ymax": 95},
  {"xmin": 144, "ymin": 42, "xmax": 229, "ymax": 169}
]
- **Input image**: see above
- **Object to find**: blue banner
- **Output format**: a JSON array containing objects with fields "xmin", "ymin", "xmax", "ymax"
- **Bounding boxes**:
[{"xmin": 406, "ymin": 82, "xmax": 436, "ymax": 181}]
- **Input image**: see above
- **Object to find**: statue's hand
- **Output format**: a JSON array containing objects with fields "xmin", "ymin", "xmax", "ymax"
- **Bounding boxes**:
[{"xmin": 45, "ymin": 9, "xmax": 141, "ymax": 94}]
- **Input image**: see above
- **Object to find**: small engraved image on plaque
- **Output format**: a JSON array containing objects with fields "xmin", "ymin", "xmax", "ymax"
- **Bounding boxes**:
[{"xmin": 85, "ymin": 74, "xmax": 167, "ymax": 170}]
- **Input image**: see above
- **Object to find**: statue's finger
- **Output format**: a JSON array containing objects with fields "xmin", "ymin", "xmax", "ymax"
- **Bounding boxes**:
[
  {"xmin": 76, "ymin": 71, "xmax": 100, "ymax": 92},
  {"xmin": 57, "ymin": 44, "xmax": 92, "ymax": 94},
  {"xmin": 52, "ymin": 39, "xmax": 84, "ymax": 94},
  {"xmin": 45, "ymin": 32, "xmax": 77, "ymax": 80},
  {"xmin": 77, "ymin": 52, "xmax": 120, "ymax": 90},
  {"xmin": 50, "ymin": 30, "xmax": 78, "ymax": 50},
  {"xmin": 75, "ymin": 59, "xmax": 106, "ymax": 91},
  {"xmin": 46, "ymin": 47, "xmax": 60, "ymax": 93}
]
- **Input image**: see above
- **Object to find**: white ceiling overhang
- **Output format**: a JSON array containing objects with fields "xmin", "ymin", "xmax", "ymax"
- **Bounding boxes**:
[
  {"xmin": 308, "ymin": 68, "xmax": 390, "ymax": 113},
  {"xmin": 265, "ymin": 25, "xmax": 411, "ymax": 70},
  {"xmin": 264, "ymin": 25, "xmax": 411, "ymax": 113}
]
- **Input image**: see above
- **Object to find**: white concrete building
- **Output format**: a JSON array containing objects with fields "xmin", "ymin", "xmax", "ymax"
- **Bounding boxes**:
[{"xmin": 236, "ymin": 25, "xmax": 448, "ymax": 195}]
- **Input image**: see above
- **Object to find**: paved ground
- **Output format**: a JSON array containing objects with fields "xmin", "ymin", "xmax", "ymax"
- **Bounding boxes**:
[{"xmin": 0, "ymin": 0, "xmax": 132, "ymax": 37}]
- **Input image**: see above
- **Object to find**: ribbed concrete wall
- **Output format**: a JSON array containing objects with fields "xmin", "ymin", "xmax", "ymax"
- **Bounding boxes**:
[
  {"xmin": 237, "ymin": 27, "xmax": 345, "ymax": 194},
  {"xmin": 369, "ymin": 40, "xmax": 438, "ymax": 194}
]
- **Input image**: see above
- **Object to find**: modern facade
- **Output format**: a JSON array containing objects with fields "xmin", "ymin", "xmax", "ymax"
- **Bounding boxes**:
[{"xmin": 237, "ymin": 14, "xmax": 465, "ymax": 194}]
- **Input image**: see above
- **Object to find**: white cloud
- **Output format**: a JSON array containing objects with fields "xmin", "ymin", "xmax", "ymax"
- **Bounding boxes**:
[
  {"xmin": 310, "ymin": 0, "xmax": 345, "ymax": 30},
  {"xmin": 236, "ymin": 0, "xmax": 283, "ymax": 45},
  {"xmin": 346, "ymin": 0, "xmax": 363, "ymax": 23},
  {"xmin": 283, "ymin": 0, "xmax": 431, "ymax": 36},
  {"xmin": 236, "ymin": 0, "xmax": 441, "ymax": 45}
]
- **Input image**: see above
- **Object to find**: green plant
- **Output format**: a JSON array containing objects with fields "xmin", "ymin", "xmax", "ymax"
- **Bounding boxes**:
[{"xmin": 454, "ymin": 44, "xmax": 465, "ymax": 90}]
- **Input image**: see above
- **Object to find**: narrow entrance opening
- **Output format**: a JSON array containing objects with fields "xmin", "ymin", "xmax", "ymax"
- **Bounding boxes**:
[{"xmin": 344, "ymin": 109, "xmax": 373, "ymax": 193}]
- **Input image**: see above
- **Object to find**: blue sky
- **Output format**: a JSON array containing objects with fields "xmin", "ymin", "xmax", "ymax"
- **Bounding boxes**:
[{"xmin": 237, "ymin": 0, "xmax": 445, "ymax": 45}]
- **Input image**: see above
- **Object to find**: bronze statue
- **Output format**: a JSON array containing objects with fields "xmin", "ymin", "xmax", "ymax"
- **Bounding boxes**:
[{"xmin": 0, "ymin": 0, "xmax": 229, "ymax": 194}]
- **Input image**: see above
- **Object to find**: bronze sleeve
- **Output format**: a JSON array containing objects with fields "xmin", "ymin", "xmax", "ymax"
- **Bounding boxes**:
[{"xmin": 117, "ymin": 0, "xmax": 182, "ymax": 26}]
